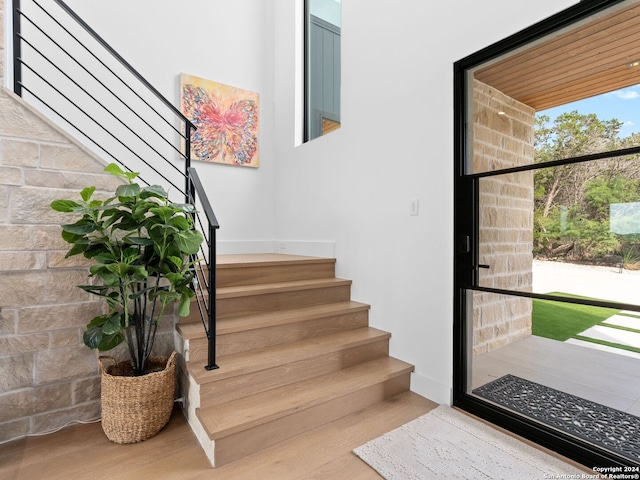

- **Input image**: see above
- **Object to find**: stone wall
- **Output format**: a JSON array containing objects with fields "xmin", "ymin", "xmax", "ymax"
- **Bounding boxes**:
[
  {"xmin": 0, "ymin": 1, "xmax": 179, "ymax": 443},
  {"xmin": 472, "ymin": 80, "xmax": 535, "ymax": 354},
  {"xmin": 0, "ymin": 87, "xmax": 178, "ymax": 443},
  {"xmin": 0, "ymin": 88, "xmax": 113, "ymax": 442}
]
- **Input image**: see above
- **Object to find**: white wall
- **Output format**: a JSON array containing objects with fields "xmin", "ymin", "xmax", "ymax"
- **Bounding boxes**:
[
  {"xmin": 16, "ymin": 0, "xmax": 579, "ymax": 403},
  {"xmin": 272, "ymin": 0, "xmax": 576, "ymax": 403},
  {"xmin": 63, "ymin": 0, "xmax": 277, "ymax": 246}
]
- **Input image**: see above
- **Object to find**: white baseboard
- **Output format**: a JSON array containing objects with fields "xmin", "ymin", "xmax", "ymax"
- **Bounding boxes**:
[
  {"xmin": 217, "ymin": 240, "xmax": 276, "ymax": 254},
  {"xmin": 217, "ymin": 240, "xmax": 335, "ymax": 258},
  {"xmin": 410, "ymin": 370, "xmax": 452, "ymax": 406},
  {"xmin": 275, "ymin": 240, "xmax": 335, "ymax": 258}
]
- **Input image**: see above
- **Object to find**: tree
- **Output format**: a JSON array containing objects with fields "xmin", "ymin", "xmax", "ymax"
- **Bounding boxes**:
[{"xmin": 534, "ymin": 111, "xmax": 640, "ymax": 260}]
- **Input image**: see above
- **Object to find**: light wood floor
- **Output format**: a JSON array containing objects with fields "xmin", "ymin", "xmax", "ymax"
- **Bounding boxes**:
[{"xmin": 0, "ymin": 391, "xmax": 437, "ymax": 480}]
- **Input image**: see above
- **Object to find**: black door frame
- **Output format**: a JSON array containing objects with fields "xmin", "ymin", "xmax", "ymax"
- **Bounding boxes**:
[{"xmin": 453, "ymin": 0, "xmax": 638, "ymax": 468}]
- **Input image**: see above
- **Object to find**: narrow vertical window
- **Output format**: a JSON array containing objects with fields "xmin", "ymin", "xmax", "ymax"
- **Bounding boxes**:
[{"xmin": 304, "ymin": 0, "xmax": 341, "ymax": 142}]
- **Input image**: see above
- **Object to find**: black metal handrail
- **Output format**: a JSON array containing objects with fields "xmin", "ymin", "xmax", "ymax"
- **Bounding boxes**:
[{"xmin": 12, "ymin": 0, "xmax": 219, "ymax": 370}]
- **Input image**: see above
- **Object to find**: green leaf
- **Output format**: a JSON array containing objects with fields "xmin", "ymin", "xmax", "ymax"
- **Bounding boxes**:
[
  {"xmin": 65, "ymin": 240, "xmax": 89, "ymax": 258},
  {"xmin": 83, "ymin": 325, "xmax": 103, "ymax": 350},
  {"xmin": 149, "ymin": 206, "xmax": 175, "ymax": 223},
  {"xmin": 91, "ymin": 252, "xmax": 118, "ymax": 264},
  {"xmin": 100, "ymin": 271, "xmax": 121, "ymax": 287},
  {"xmin": 170, "ymin": 203, "xmax": 196, "ymax": 213},
  {"xmin": 79, "ymin": 285, "xmax": 112, "ymax": 297},
  {"xmin": 167, "ymin": 255, "xmax": 183, "ymax": 269},
  {"xmin": 174, "ymin": 230, "xmax": 204, "ymax": 254},
  {"xmin": 61, "ymin": 220, "xmax": 97, "ymax": 235},
  {"xmin": 116, "ymin": 183, "xmax": 141, "ymax": 199},
  {"xmin": 178, "ymin": 292, "xmax": 191, "ymax": 317},
  {"xmin": 61, "ymin": 230, "xmax": 84, "ymax": 244},
  {"xmin": 98, "ymin": 331, "xmax": 125, "ymax": 351},
  {"xmin": 51, "ymin": 199, "xmax": 80, "ymax": 212},
  {"xmin": 80, "ymin": 187, "xmax": 96, "ymax": 202},
  {"xmin": 164, "ymin": 272, "xmax": 185, "ymax": 286},
  {"xmin": 104, "ymin": 163, "xmax": 125, "ymax": 176},
  {"xmin": 86, "ymin": 313, "xmax": 110, "ymax": 329},
  {"xmin": 132, "ymin": 201, "xmax": 158, "ymax": 218},
  {"xmin": 169, "ymin": 216, "xmax": 191, "ymax": 231},
  {"xmin": 142, "ymin": 185, "xmax": 168, "ymax": 199},
  {"xmin": 122, "ymin": 236, "xmax": 154, "ymax": 246},
  {"xmin": 102, "ymin": 313, "xmax": 122, "ymax": 335}
]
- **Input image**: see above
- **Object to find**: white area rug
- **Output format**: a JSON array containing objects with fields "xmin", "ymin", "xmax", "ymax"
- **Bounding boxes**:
[{"xmin": 353, "ymin": 405, "xmax": 584, "ymax": 480}]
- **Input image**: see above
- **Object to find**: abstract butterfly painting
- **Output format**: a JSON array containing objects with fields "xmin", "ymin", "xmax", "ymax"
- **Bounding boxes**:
[{"xmin": 180, "ymin": 73, "xmax": 259, "ymax": 167}]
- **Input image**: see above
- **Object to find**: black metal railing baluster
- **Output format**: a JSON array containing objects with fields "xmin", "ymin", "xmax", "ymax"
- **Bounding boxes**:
[{"xmin": 11, "ymin": 0, "xmax": 219, "ymax": 371}]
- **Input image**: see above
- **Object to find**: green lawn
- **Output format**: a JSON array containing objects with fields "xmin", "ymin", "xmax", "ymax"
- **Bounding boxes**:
[{"xmin": 531, "ymin": 293, "xmax": 619, "ymax": 341}]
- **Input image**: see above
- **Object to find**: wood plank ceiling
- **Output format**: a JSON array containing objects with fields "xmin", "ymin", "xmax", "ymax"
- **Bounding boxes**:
[{"xmin": 474, "ymin": 1, "xmax": 640, "ymax": 112}]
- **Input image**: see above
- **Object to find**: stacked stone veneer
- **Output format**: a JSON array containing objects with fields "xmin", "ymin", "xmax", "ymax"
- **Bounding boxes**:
[
  {"xmin": 0, "ymin": 88, "xmax": 113, "ymax": 442},
  {"xmin": 0, "ymin": 1, "xmax": 180, "ymax": 443},
  {"xmin": 0, "ymin": 91, "xmax": 179, "ymax": 442},
  {"xmin": 472, "ymin": 80, "xmax": 535, "ymax": 354}
]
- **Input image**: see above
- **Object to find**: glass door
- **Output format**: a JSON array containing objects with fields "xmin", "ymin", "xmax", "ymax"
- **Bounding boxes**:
[{"xmin": 454, "ymin": 0, "xmax": 640, "ymax": 468}]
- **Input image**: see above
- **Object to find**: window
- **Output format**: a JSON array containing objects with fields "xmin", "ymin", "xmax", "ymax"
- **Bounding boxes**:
[{"xmin": 304, "ymin": 0, "xmax": 341, "ymax": 142}]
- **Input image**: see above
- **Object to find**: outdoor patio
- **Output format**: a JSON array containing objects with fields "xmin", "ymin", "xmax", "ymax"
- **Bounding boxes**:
[
  {"xmin": 473, "ymin": 260, "xmax": 640, "ymax": 416},
  {"xmin": 473, "ymin": 334, "xmax": 640, "ymax": 416}
]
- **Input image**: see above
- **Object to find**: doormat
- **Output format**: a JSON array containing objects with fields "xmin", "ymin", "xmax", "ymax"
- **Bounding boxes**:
[
  {"xmin": 353, "ymin": 405, "xmax": 584, "ymax": 479},
  {"xmin": 473, "ymin": 374, "xmax": 640, "ymax": 462}
]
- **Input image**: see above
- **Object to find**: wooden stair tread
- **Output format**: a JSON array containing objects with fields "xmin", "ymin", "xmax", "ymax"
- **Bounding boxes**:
[
  {"xmin": 179, "ymin": 301, "xmax": 370, "ymax": 341},
  {"xmin": 188, "ymin": 326, "xmax": 389, "ymax": 384},
  {"xmin": 197, "ymin": 356, "xmax": 413, "ymax": 439},
  {"xmin": 209, "ymin": 391, "xmax": 437, "ymax": 480},
  {"xmin": 176, "ymin": 322, "xmax": 205, "ymax": 340},
  {"xmin": 217, "ymin": 277, "xmax": 351, "ymax": 299}
]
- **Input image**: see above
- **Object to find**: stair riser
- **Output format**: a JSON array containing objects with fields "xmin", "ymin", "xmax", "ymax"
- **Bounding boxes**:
[
  {"xmin": 181, "ymin": 283, "xmax": 353, "ymax": 326},
  {"xmin": 199, "ymin": 339, "xmax": 390, "ymax": 407},
  {"xmin": 188, "ymin": 309, "xmax": 369, "ymax": 360},
  {"xmin": 211, "ymin": 373, "xmax": 411, "ymax": 467},
  {"xmin": 217, "ymin": 261, "xmax": 336, "ymax": 288},
  {"xmin": 217, "ymin": 284, "xmax": 351, "ymax": 319}
]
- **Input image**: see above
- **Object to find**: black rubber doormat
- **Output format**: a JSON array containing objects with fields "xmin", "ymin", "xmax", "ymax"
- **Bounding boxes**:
[{"xmin": 473, "ymin": 374, "xmax": 640, "ymax": 461}]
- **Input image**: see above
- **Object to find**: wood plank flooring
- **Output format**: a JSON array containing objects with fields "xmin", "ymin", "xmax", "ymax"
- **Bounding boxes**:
[{"xmin": 0, "ymin": 391, "xmax": 437, "ymax": 480}]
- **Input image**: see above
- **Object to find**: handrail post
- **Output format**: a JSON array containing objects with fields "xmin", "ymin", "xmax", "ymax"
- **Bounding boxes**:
[
  {"xmin": 13, "ymin": 0, "xmax": 22, "ymax": 96},
  {"xmin": 205, "ymin": 225, "xmax": 219, "ymax": 370}
]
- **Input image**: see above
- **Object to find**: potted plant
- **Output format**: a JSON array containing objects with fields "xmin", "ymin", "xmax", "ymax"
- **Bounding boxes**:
[{"xmin": 51, "ymin": 163, "xmax": 204, "ymax": 443}]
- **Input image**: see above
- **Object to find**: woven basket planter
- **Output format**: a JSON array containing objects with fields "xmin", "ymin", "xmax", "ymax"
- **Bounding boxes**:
[{"xmin": 99, "ymin": 351, "xmax": 177, "ymax": 444}]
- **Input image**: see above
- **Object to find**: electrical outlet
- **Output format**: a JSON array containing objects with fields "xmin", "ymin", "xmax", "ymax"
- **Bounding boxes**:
[{"xmin": 410, "ymin": 198, "xmax": 419, "ymax": 216}]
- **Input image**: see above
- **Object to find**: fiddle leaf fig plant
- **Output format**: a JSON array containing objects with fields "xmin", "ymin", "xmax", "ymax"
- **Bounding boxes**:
[{"xmin": 51, "ymin": 163, "xmax": 204, "ymax": 375}]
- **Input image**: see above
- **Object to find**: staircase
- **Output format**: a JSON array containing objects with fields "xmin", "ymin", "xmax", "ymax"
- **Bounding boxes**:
[{"xmin": 177, "ymin": 253, "xmax": 415, "ymax": 467}]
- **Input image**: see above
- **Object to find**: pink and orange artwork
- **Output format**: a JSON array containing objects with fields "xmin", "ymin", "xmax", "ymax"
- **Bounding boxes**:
[{"xmin": 180, "ymin": 73, "xmax": 259, "ymax": 168}]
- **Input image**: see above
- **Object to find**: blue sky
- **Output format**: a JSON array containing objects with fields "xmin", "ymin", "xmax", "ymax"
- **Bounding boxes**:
[{"xmin": 537, "ymin": 84, "xmax": 640, "ymax": 137}]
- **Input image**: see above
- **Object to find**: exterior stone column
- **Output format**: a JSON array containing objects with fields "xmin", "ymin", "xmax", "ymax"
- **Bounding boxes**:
[{"xmin": 472, "ymin": 80, "xmax": 535, "ymax": 354}]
